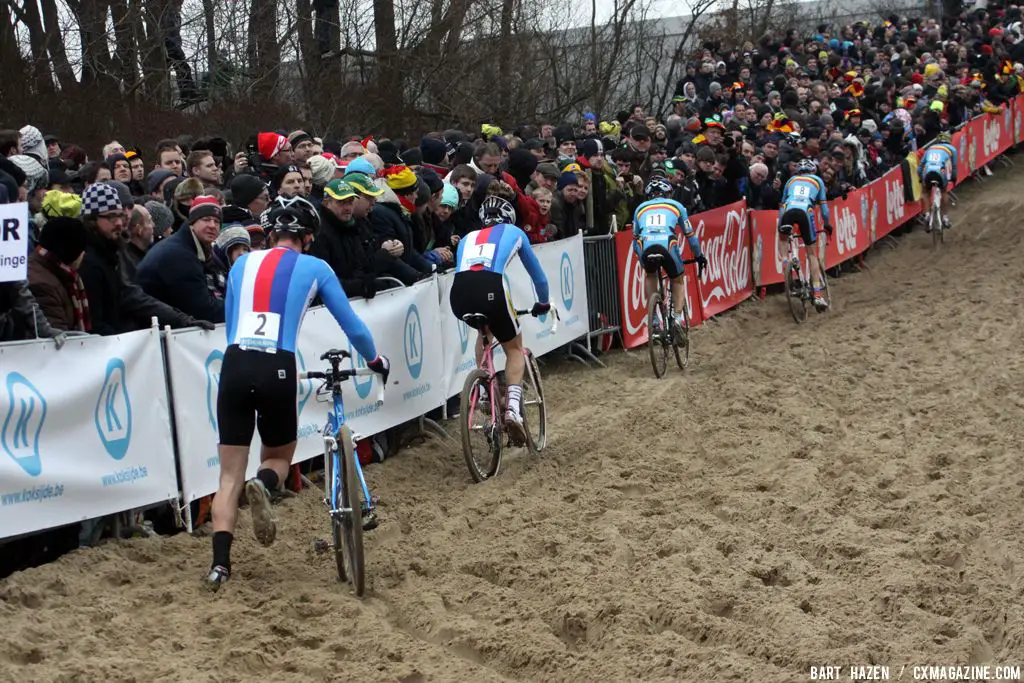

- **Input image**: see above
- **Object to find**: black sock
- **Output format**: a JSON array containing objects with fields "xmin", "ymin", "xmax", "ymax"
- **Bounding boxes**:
[
  {"xmin": 212, "ymin": 531, "xmax": 233, "ymax": 572},
  {"xmin": 257, "ymin": 468, "xmax": 280, "ymax": 491}
]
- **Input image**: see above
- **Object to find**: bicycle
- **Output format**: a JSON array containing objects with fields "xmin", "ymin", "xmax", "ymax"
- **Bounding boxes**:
[
  {"xmin": 300, "ymin": 349, "xmax": 385, "ymax": 596},
  {"xmin": 458, "ymin": 307, "xmax": 558, "ymax": 483},
  {"xmin": 927, "ymin": 180, "xmax": 946, "ymax": 247},
  {"xmin": 781, "ymin": 224, "xmax": 831, "ymax": 324},
  {"xmin": 643, "ymin": 252, "xmax": 696, "ymax": 379}
]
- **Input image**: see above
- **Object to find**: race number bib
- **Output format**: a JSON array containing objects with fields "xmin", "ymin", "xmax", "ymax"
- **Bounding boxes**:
[
  {"xmin": 237, "ymin": 311, "xmax": 281, "ymax": 352},
  {"xmin": 464, "ymin": 242, "xmax": 496, "ymax": 269},
  {"xmin": 792, "ymin": 185, "xmax": 811, "ymax": 199}
]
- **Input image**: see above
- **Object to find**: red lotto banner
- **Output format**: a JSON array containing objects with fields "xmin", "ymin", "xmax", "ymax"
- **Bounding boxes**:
[
  {"xmin": 614, "ymin": 230, "xmax": 703, "ymax": 349},
  {"xmin": 821, "ymin": 186, "xmax": 871, "ymax": 268},
  {"xmin": 871, "ymin": 166, "xmax": 917, "ymax": 240},
  {"xmin": 951, "ymin": 126, "xmax": 972, "ymax": 188},
  {"xmin": 970, "ymin": 107, "xmax": 1015, "ymax": 169},
  {"xmin": 692, "ymin": 200, "xmax": 754, "ymax": 318}
]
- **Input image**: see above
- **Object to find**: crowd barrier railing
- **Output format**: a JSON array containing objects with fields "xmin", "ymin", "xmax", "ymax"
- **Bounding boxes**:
[
  {"xmin": 582, "ymin": 235, "xmax": 622, "ymax": 351},
  {"xmin": 0, "ymin": 234, "xmax": 590, "ymax": 538}
]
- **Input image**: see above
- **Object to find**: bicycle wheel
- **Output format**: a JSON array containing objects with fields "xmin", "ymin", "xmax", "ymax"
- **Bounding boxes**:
[
  {"xmin": 671, "ymin": 299, "xmax": 690, "ymax": 370},
  {"xmin": 647, "ymin": 291, "xmax": 669, "ymax": 378},
  {"xmin": 325, "ymin": 441, "xmax": 347, "ymax": 583},
  {"xmin": 337, "ymin": 425, "xmax": 365, "ymax": 596},
  {"xmin": 521, "ymin": 350, "xmax": 546, "ymax": 453},
  {"xmin": 931, "ymin": 204, "xmax": 942, "ymax": 248},
  {"xmin": 784, "ymin": 264, "xmax": 807, "ymax": 323},
  {"xmin": 459, "ymin": 369, "xmax": 502, "ymax": 482}
]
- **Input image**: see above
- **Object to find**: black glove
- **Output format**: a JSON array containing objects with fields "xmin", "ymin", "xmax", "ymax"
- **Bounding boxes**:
[
  {"xmin": 361, "ymin": 274, "xmax": 377, "ymax": 300},
  {"xmin": 696, "ymin": 254, "xmax": 708, "ymax": 279},
  {"xmin": 186, "ymin": 317, "xmax": 216, "ymax": 331},
  {"xmin": 531, "ymin": 302, "xmax": 551, "ymax": 317},
  {"xmin": 824, "ymin": 222, "xmax": 834, "ymax": 238},
  {"xmin": 367, "ymin": 354, "xmax": 390, "ymax": 384}
]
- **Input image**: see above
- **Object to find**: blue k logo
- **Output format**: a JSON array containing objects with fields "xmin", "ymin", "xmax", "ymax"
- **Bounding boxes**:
[
  {"xmin": 204, "ymin": 350, "xmax": 223, "ymax": 431},
  {"xmin": 2, "ymin": 373, "xmax": 46, "ymax": 477},
  {"xmin": 560, "ymin": 252, "xmax": 574, "ymax": 311},
  {"xmin": 95, "ymin": 358, "xmax": 132, "ymax": 460},
  {"xmin": 404, "ymin": 304, "xmax": 424, "ymax": 379},
  {"xmin": 348, "ymin": 345, "xmax": 373, "ymax": 400},
  {"xmin": 457, "ymin": 317, "xmax": 469, "ymax": 354}
]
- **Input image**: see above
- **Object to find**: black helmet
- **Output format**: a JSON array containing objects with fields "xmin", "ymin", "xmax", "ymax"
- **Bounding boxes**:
[
  {"xmin": 266, "ymin": 195, "xmax": 319, "ymax": 234},
  {"xmin": 478, "ymin": 196, "xmax": 517, "ymax": 227}
]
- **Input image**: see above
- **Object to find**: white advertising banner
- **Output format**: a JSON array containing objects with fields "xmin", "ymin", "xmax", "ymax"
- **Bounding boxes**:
[
  {"xmin": 501, "ymin": 232, "xmax": 591, "ymax": 358},
  {"xmin": 167, "ymin": 278, "xmax": 446, "ymax": 505},
  {"xmin": 0, "ymin": 202, "xmax": 29, "ymax": 283},
  {"xmin": 0, "ymin": 329, "xmax": 179, "ymax": 538}
]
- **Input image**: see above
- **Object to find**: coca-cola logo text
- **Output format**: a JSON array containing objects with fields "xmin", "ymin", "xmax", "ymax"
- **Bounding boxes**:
[{"xmin": 696, "ymin": 209, "xmax": 751, "ymax": 307}]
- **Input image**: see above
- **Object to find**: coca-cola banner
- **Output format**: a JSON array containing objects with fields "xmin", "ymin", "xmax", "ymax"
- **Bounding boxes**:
[
  {"xmin": 693, "ymin": 201, "xmax": 753, "ymax": 319},
  {"xmin": 871, "ymin": 166, "xmax": 917, "ymax": 239},
  {"xmin": 613, "ymin": 230, "xmax": 702, "ymax": 350},
  {"xmin": 971, "ymin": 107, "xmax": 1014, "ymax": 170}
]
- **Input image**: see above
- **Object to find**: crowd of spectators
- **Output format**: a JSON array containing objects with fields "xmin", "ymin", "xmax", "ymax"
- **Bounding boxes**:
[{"xmin": 2, "ymin": 5, "xmax": 1024, "ymax": 348}]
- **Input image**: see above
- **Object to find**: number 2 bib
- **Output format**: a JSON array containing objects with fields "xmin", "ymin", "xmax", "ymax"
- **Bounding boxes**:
[{"xmin": 237, "ymin": 311, "xmax": 281, "ymax": 352}]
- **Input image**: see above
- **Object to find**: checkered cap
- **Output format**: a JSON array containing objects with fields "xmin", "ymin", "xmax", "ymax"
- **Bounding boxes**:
[{"xmin": 81, "ymin": 182, "xmax": 123, "ymax": 216}]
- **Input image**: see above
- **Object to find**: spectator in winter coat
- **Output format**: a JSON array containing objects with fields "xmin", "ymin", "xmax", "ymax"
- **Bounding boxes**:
[
  {"xmin": 28, "ymin": 216, "xmax": 91, "ymax": 332},
  {"xmin": 136, "ymin": 195, "xmax": 226, "ymax": 323},
  {"xmin": 78, "ymin": 182, "xmax": 209, "ymax": 335},
  {"xmin": 373, "ymin": 167, "xmax": 436, "ymax": 276},
  {"xmin": 119, "ymin": 204, "xmax": 155, "ymax": 282}
]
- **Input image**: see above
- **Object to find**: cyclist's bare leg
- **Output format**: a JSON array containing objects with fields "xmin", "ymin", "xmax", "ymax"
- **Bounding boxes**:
[
  {"xmin": 808, "ymin": 247, "xmax": 825, "ymax": 293},
  {"xmin": 212, "ymin": 445, "xmax": 249, "ymax": 535},
  {"xmin": 500, "ymin": 334, "xmax": 528, "ymax": 441},
  {"xmin": 670, "ymin": 275, "xmax": 685, "ymax": 319},
  {"xmin": 257, "ymin": 441, "xmax": 297, "ymax": 489},
  {"xmin": 501, "ymin": 334, "xmax": 525, "ymax": 387},
  {"xmin": 644, "ymin": 272, "xmax": 658, "ymax": 299},
  {"xmin": 778, "ymin": 231, "xmax": 792, "ymax": 266}
]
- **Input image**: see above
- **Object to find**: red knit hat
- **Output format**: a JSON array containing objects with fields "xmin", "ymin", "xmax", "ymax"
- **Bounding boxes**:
[
  {"xmin": 257, "ymin": 132, "xmax": 287, "ymax": 161},
  {"xmin": 189, "ymin": 195, "xmax": 222, "ymax": 223}
]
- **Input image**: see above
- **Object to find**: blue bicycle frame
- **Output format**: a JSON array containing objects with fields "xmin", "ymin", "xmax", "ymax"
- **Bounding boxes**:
[{"xmin": 323, "ymin": 390, "xmax": 373, "ymax": 515}]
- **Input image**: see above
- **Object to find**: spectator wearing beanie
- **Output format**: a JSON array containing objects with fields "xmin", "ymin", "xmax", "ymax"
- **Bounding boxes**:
[
  {"xmin": 136, "ymin": 195, "xmax": 226, "ymax": 324},
  {"xmin": 372, "ymin": 165, "xmax": 436, "ymax": 277},
  {"xmin": 210, "ymin": 225, "xmax": 251, "ymax": 298},
  {"xmin": 550, "ymin": 171, "xmax": 585, "ymax": 240},
  {"xmin": 272, "ymin": 164, "xmax": 304, "ymax": 199},
  {"xmin": 107, "ymin": 154, "xmax": 132, "ymax": 183},
  {"xmin": 78, "ymin": 182, "xmax": 202, "ymax": 335},
  {"xmin": 288, "ymin": 130, "xmax": 317, "ymax": 163},
  {"xmin": 228, "ymin": 173, "xmax": 269, "ymax": 219},
  {"xmin": 146, "ymin": 200, "xmax": 175, "ymax": 241},
  {"xmin": 28, "ymin": 217, "xmax": 91, "ymax": 332},
  {"xmin": 256, "ymin": 132, "xmax": 293, "ymax": 181},
  {"xmin": 147, "ymin": 169, "xmax": 177, "ymax": 197},
  {"xmin": 170, "ymin": 177, "xmax": 205, "ymax": 230},
  {"xmin": 420, "ymin": 137, "xmax": 449, "ymax": 177}
]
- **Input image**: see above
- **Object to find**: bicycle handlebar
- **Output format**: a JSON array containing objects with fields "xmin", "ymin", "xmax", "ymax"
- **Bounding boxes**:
[
  {"xmin": 514, "ymin": 306, "xmax": 560, "ymax": 334},
  {"xmin": 299, "ymin": 367, "xmax": 385, "ymax": 407}
]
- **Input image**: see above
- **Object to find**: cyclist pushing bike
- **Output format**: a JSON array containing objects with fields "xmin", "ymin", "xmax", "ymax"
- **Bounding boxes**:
[
  {"xmin": 632, "ymin": 177, "xmax": 708, "ymax": 329},
  {"xmin": 918, "ymin": 131, "xmax": 958, "ymax": 232},
  {"xmin": 778, "ymin": 159, "xmax": 833, "ymax": 311},
  {"xmin": 206, "ymin": 195, "xmax": 389, "ymax": 592},
  {"xmin": 449, "ymin": 195, "xmax": 550, "ymax": 445}
]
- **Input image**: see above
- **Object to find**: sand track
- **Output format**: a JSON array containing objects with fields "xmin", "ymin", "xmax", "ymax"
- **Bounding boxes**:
[{"xmin": 3, "ymin": 169, "xmax": 1024, "ymax": 682}]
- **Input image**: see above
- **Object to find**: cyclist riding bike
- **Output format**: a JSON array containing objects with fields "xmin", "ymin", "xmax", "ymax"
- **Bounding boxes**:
[
  {"xmin": 631, "ymin": 177, "xmax": 708, "ymax": 329},
  {"xmin": 449, "ymin": 195, "xmax": 550, "ymax": 444},
  {"xmin": 206, "ymin": 195, "xmax": 390, "ymax": 591},
  {"xmin": 918, "ymin": 131, "xmax": 958, "ymax": 231},
  {"xmin": 778, "ymin": 159, "xmax": 833, "ymax": 311}
]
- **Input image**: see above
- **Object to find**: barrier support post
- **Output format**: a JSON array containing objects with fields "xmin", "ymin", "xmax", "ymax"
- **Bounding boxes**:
[{"xmin": 567, "ymin": 340, "xmax": 605, "ymax": 368}]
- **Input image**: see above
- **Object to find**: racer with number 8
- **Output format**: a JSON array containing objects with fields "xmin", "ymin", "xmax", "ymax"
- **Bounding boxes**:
[
  {"xmin": 632, "ymin": 177, "xmax": 707, "ymax": 331},
  {"xmin": 205, "ymin": 195, "xmax": 390, "ymax": 592},
  {"xmin": 778, "ymin": 159, "xmax": 832, "ymax": 311}
]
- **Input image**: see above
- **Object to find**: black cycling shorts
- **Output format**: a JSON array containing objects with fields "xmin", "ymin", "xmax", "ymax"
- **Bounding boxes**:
[
  {"xmin": 924, "ymin": 170, "xmax": 946, "ymax": 192},
  {"xmin": 779, "ymin": 208, "xmax": 817, "ymax": 245},
  {"xmin": 450, "ymin": 270, "xmax": 520, "ymax": 343},
  {"xmin": 216, "ymin": 345, "xmax": 298, "ymax": 448}
]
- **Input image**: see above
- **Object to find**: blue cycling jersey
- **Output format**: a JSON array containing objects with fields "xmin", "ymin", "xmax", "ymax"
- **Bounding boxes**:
[
  {"xmin": 455, "ymin": 223, "xmax": 550, "ymax": 303},
  {"xmin": 632, "ymin": 198, "xmax": 704, "ymax": 259},
  {"xmin": 779, "ymin": 174, "xmax": 831, "ymax": 224},
  {"xmin": 920, "ymin": 142, "xmax": 957, "ymax": 184},
  {"xmin": 225, "ymin": 247, "xmax": 377, "ymax": 360}
]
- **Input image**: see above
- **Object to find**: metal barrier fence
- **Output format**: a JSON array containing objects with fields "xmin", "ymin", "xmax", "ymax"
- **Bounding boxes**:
[{"xmin": 583, "ymin": 234, "xmax": 621, "ymax": 352}]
